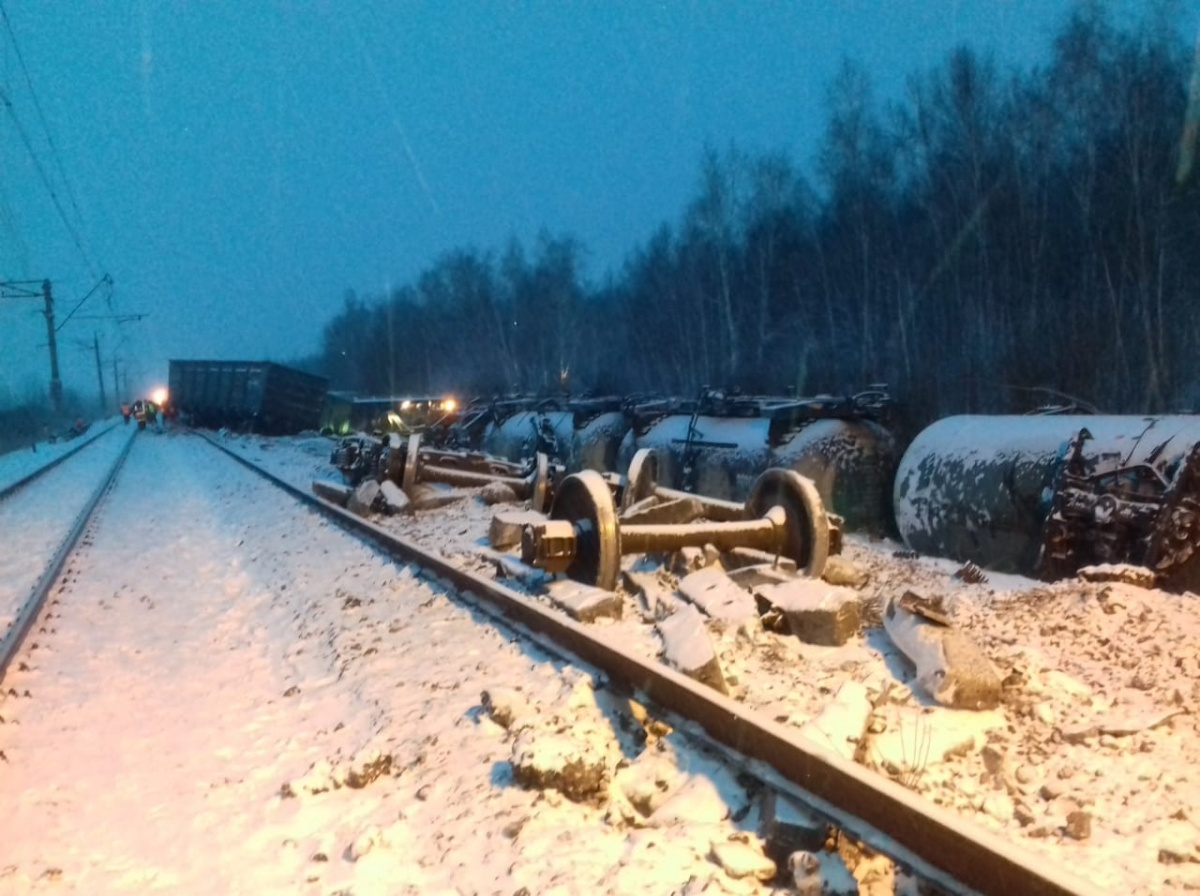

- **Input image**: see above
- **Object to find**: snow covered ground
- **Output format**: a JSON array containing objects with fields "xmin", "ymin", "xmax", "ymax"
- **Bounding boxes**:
[
  {"xmin": 4, "ymin": 426, "xmax": 1199, "ymax": 895},
  {"xmin": 222, "ymin": 431, "xmax": 1200, "ymax": 895},
  {"xmin": 0, "ymin": 423, "xmax": 133, "ymax": 640},
  {"xmin": 2, "ymin": 430, "xmax": 840, "ymax": 895}
]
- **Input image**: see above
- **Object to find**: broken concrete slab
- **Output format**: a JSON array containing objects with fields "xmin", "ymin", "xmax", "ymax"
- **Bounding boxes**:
[
  {"xmin": 614, "ymin": 750, "xmax": 685, "ymax": 818},
  {"xmin": 378, "ymin": 479, "xmax": 411, "ymax": 515},
  {"xmin": 546, "ymin": 578, "xmax": 624, "ymax": 622},
  {"xmin": 710, "ymin": 835, "xmax": 777, "ymax": 882},
  {"xmin": 488, "ymin": 508, "xmax": 548, "ymax": 550},
  {"xmin": 796, "ymin": 680, "xmax": 872, "ymax": 761},
  {"xmin": 407, "ymin": 482, "xmax": 469, "ymax": 511},
  {"xmin": 882, "ymin": 591, "xmax": 1002, "ymax": 710},
  {"xmin": 721, "ymin": 547, "xmax": 798, "ymax": 573},
  {"xmin": 476, "ymin": 548, "xmax": 549, "ymax": 589},
  {"xmin": 620, "ymin": 570, "xmax": 680, "ymax": 622},
  {"xmin": 347, "ymin": 479, "xmax": 381, "ymax": 517},
  {"xmin": 727, "ymin": 563, "xmax": 795, "ymax": 592},
  {"xmin": 754, "ymin": 578, "xmax": 861, "ymax": 646},
  {"xmin": 677, "ymin": 565, "xmax": 759, "ymax": 624},
  {"xmin": 668, "ymin": 545, "xmax": 712, "ymax": 577},
  {"xmin": 656, "ymin": 603, "xmax": 727, "ymax": 694},
  {"xmin": 822, "ymin": 555, "xmax": 870, "ymax": 589}
]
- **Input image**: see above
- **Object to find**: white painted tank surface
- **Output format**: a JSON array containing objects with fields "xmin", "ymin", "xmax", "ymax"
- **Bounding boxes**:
[{"xmin": 894, "ymin": 414, "xmax": 1200, "ymax": 576}]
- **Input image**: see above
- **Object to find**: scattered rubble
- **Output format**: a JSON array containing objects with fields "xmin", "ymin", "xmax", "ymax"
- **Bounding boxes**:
[
  {"xmin": 882, "ymin": 591, "xmax": 1001, "ymax": 710},
  {"xmin": 656, "ymin": 603, "xmax": 728, "ymax": 694},
  {"xmin": 753, "ymin": 578, "xmax": 862, "ymax": 646}
]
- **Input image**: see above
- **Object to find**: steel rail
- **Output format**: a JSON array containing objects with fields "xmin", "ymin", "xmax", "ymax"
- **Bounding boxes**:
[
  {"xmin": 0, "ymin": 420, "xmax": 121, "ymax": 502},
  {"xmin": 202, "ymin": 433, "xmax": 1093, "ymax": 896},
  {"xmin": 0, "ymin": 427, "xmax": 134, "ymax": 682}
]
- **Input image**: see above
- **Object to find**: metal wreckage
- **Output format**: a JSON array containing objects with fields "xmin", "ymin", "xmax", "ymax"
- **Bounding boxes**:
[{"xmin": 328, "ymin": 388, "xmax": 1200, "ymax": 593}]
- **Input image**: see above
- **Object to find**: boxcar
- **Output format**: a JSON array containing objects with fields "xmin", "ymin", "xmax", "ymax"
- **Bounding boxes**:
[{"xmin": 168, "ymin": 360, "xmax": 328, "ymax": 435}]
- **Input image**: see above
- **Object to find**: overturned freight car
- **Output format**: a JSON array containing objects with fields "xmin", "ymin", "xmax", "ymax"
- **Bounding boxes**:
[
  {"xmin": 481, "ymin": 395, "xmax": 630, "ymax": 472},
  {"xmin": 169, "ymin": 360, "xmax": 328, "ymax": 435},
  {"xmin": 894, "ymin": 414, "xmax": 1200, "ymax": 592},
  {"xmin": 617, "ymin": 389, "xmax": 898, "ymax": 535}
]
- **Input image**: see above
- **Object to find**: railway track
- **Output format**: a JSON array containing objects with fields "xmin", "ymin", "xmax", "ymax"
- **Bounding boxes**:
[
  {"xmin": 0, "ymin": 424, "xmax": 134, "ymax": 680},
  {"xmin": 204, "ymin": 432, "xmax": 1094, "ymax": 896}
]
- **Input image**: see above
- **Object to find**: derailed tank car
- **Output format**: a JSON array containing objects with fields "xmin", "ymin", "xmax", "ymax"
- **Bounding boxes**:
[
  {"xmin": 894, "ymin": 414, "xmax": 1200, "ymax": 592},
  {"xmin": 482, "ymin": 396, "xmax": 629, "ymax": 473},
  {"xmin": 168, "ymin": 360, "xmax": 328, "ymax": 435},
  {"xmin": 617, "ymin": 390, "xmax": 898, "ymax": 534}
]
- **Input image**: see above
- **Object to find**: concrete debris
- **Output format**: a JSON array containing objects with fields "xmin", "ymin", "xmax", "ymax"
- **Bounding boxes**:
[
  {"xmin": 1065, "ymin": 809, "xmax": 1092, "ymax": 840},
  {"xmin": 721, "ymin": 547, "xmax": 798, "ymax": 573},
  {"xmin": 677, "ymin": 565, "xmax": 759, "ymax": 623},
  {"xmin": 614, "ymin": 750, "xmax": 684, "ymax": 817},
  {"xmin": 407, "ymin": 482, "xmax": 468, "ymax": 511},
  {"xmin": 488, "ymin": 508, "xmax": 547, "ymax": 550},
  {"xmin": 477, "ymin": 547, "xmax": 549, "ymax": 589},
  {"xmin": 545, "ymin": 578, "xmax": 624, "ymax": 622},
  {"xmin": 753, "ymin": 578, "xmax": 861, "ymax": 646},
  {"xmin": 647, "ymin": 765, "xmax": 745, "ymax": 826},
  {"xmin": 709, "ymin": 834, "xmax": 777, "ymax": 881},
  {"xmin": 883, "ymin": 590, "xmax": 1001, "ymax": 710},
  {"xmin": 821, "ymin": 555, "xmax": 870, "ymax": 589},
  {"xmin": 347, "ymin": 479, "xmax": 381, "ymax": 517},
  {"xmin": 622, "ymin": 496, "xmax": 705, "ymax": 526},
  {"xmin": 378, "ymin": 479, "xmax": 411, "ymax": 515},
  {"xmin": 478, "ymin": 479, "xmax": 520, "ymax": 505},
  {"xmin": 620, "ymin": 570, "xmax": 680, "ymax": 622},
  {"xmin": 656, "ymin": 603, "xmax": 727, "ymax": 694},
  {"xmin": 725, "ymin": 562, "xmax": 794, "ymax": 592},
  {"xmin": 310, "ymin": 478, "xmax": 351, "ymax": 507},
  {"xmin": 668, "ymin": 545, "xmax": 712, "ymax": 577},
  {"xmin": 796, "ymin": 680, "xmax": 872, "ymax": 761}
]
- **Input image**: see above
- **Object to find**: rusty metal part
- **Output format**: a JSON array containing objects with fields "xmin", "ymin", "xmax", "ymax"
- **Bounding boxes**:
[
  {"xmin": 402, "ymin": 432, "xmax": 557, "ymax": 513},
  {"xmin": 621, "ymin": 447, "xmax": 745, "ymax": 521},
  {"xmin": 209, "ymin": 433, "xmax": 1092, "ymax": 896},
  {"xmin": 744, "ymin": 468, "xmax": 831, "ymax": 577},
  {"xmin": 538, "ymin": 471, "xmax": 621, "ymax": 589},
  {"xmin": 524, "ymin": 467, "xmax": 830, "ymax": 588}
]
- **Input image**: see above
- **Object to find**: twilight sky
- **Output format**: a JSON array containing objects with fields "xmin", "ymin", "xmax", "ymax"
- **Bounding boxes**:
[{"xmin": 0, "ymin": 0, "xmax": 1175, "ymax": 406}]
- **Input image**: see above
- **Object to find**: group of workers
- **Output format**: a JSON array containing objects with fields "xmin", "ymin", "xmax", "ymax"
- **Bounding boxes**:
[{"xmin": 121, "ymin": 398, "xmax": 166, "ymax": 431}]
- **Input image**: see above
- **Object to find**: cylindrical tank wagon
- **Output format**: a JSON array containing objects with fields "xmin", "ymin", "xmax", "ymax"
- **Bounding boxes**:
[
  {"xmin": 481, "ymin": 397, "xmax": 630, "ymax": 474},
  {"xmin": 894, "ymin": 414, "xmax": 1200, "ymax": 592},
  {"xmin": 617, "ymin": 391, "xmax": 898, "ymax": 535}
]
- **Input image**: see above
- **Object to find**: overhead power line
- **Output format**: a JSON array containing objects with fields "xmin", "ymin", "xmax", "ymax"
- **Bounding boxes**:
[{"xmin": 0, "ymin": 0, "xmax": 98, "ymax": 278}]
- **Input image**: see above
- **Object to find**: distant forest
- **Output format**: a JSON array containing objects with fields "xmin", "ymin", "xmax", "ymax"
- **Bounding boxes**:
[{"xmin": 309, "ymin": 6, "xmax": 1200, "ymax": 439}]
